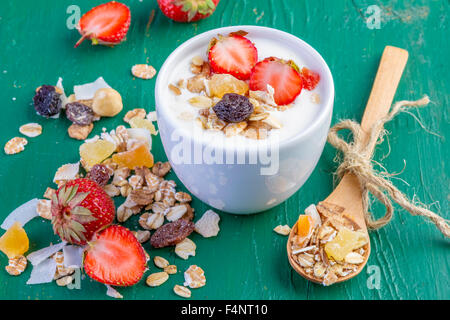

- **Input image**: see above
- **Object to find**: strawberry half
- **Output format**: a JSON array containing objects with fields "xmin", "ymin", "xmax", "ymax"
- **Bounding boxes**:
[
  {"xmin": 208, "ymin": 34, "xmax": 258, "ymax": 80},
  {"xmin": 75, "ymin": 1, "xmax": 131, "ymax": 48},
  {"xmin": 51, "ymin": 178, "xmax": 115, "ymax": 245},
  {"xmin": 84, "ymin": 225, "xmax": 147, "ymax": 287},
  {"xmin": 249, "ymin": 57, "xmax": 303, "ymax": 106},
  {"xmin": 157, "ymin": 0, "xmax": 220, "ymax": 22}
]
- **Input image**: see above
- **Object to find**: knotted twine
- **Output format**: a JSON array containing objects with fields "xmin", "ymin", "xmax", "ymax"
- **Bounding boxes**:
[{"xmin": 327, "ymin": 95, "xmax": 449, "ymax": 237}]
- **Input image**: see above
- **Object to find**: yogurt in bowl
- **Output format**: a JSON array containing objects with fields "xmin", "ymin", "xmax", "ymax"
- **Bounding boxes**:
[{"xmin": 156, "ymin": 26, "xmax": 334, "ymax": 214}]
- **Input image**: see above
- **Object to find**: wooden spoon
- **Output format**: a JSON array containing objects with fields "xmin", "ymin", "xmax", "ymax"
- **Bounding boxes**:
[{"xmin": 287, "ymin": 46, "xmax": 409, "ymax": 284}]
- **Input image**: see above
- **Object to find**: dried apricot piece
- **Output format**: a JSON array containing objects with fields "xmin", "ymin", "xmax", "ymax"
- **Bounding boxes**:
[
  {"xmin": 112, "ymin": 143, "xmax": 154, "ymax": 169},
  {"xmin": 0, "ymin": 222, "xmax": 29, "ymax": 259},
  {"xmin": 297, "ymin": 215, "xmax": 313, "ymax": 238},
  {"xmin": 79, "ymin": 140, "xmax": 116, "ymax": 167}
]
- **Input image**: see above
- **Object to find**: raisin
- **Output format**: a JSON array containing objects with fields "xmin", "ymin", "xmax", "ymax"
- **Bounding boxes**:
[
  {"xmin": 86, "ymin": 164, "xmax": 112, "ymax": 186},
  {"xmin": 150, "ymin": 219, "xmax": 195, "ymax": 248},
  {"xmin": 33, "ymin": 85, "xmax": 62, "ymax": 117},
  {"xmin": 213, "ymin": 93, "xmax": 254, "ymax": 123},
  {"xmin": 65, "ymin": 102, "xmax": 94, "ymax": 125}
]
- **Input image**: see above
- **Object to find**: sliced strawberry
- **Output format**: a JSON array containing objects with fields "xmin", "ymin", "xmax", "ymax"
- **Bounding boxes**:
[
  {"xmin": 208, "ymin": 34, "xmax": 258, "ymax": 80},
  {"xmin": 84, "ymin": 225, "xmax": 146, "ymax": 287},
  {"xmin": 301, "ymin": 67, "xmax": 321, "ymax": 91},
  {"xmin": 75, "ymin": 1, "xmax": 131, "ymax": 48},
  {"xmin": 249, "ymin": 57, "xmax": 303, "ymax": 106}
]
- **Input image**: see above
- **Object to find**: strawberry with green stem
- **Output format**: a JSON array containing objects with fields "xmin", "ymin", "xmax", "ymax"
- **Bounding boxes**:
[
  {"xmin": 51, "ymin": 178, "xmax": 115, "ymax": 245},
  {"xmin": 157, "ymin": 0, "xmax": 220, "ymax": 23}
]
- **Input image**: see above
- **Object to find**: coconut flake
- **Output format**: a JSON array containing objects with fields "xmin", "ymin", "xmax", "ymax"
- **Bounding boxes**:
[
  {"xmin": 26, "ymin": 257, "xmax": 57, "ymax": 285},
  {"xmin": 127, "ymin": 128, "xmax": 152, "ymax": 150},
  {"xmin": 305, "ymin": 204, "xmax": 321, "ymax": 227},
  {"xmin": 56, "ymin": 77, "xmax": 69, "ymax": 109},
  {"xmin": 74, "ymin": 77, "xmax": 111, "ymax": 100},
  {"xmin": 105, "ymin": 285, "xmax": 123, "ymax": 299},
  {"xmin": 27, "ymin": 242, "xmax": 67, "ymax": 266},
  {"xmin": 53, "ymin": 162, "xmax": 80, "ymax": 184},
  {"xmin": 1, "ymin": 199, "xmax": 39, "ymax": 230},
  {"xmin": 63, "ymin": 245, "xmax": 84, "ymax": 268},
  {"xmin": 146, "ymin": 111, "xmax": 157, "ymax": 122}
]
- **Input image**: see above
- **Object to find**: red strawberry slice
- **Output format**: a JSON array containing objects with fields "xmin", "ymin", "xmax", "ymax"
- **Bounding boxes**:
[
  {"xmin": 84, "ymin": 225, "xmax": 147, "ymax": 287},
  {"xmin": 249, "ymin": 57, "xmax": 303, "ymax": 106},
  {"xmin": 75, "ymin": 1, "xmax": 131, "ymax": 48},
  {"xmin": 208, "ymin": 34, "xmax": 258, "ymax": 80},
  {"xmin": 300, "ymin": 67, "xmax": 321, "ymax": 91}
]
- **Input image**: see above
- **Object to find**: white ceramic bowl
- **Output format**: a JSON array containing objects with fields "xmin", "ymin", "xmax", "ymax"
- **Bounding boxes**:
[{"xmin": 155, "ymin": 26, "xmax": 334, "ymax": 214}]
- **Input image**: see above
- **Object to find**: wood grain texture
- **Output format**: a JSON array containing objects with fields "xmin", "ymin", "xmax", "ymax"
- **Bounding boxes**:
[{"xmin": 0, "ymin": 0, "xmax": 448, "ymax": 300}]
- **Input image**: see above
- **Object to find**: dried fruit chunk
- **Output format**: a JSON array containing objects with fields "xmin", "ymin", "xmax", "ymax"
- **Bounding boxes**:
[
  {"xmin": 209, "ymin": 74, "xmax": 249, "ymax": 98},
  {"xmin": 80, "ymin": 140, "xmax": 116, "ymax": 167},
  {"xmin": 129, "ymin": 117, "xmax": 157, "ymax": 135},
  {"xmin": 297, "ymin": 215, "xmax": 314, "ymax": 238},
  {"xmin": 86, "ymin": 164, "xmax": 112, "ymax": 186},
  {"xmin": 213, "ymin": 93, "xmax": 254, "ymax": 123},
  {"xmin": 132, "ymin": 64, "xmax": 157, "ymax": 79},
  {"xmin": 65, "ymin": 102, "xmax": 94, "ymax": 125},
  {"xmin": 4, "ymin": 137, "xmax": 28, "ymax": 155},
  {"xmin": 184, "ymin": 265, "xmax": 206, "ymax": 288},
  {"xmin": 150, "ymin": 219, "xmax": 195, "ymax": 248},
  {"xmin": 68, "ymin": 123, "xmax": 94, "ymax": 140},
  {"xmin": 19, "ymin": 123, "xmax": 42, "ymax": 138},
  {"xmin": 0, "ymin": 222, "xmax": 29, "ymax": 259},
  {"xmin": 146, "ymin": 272, "xmax": 169, "ymax": 287},
  {"xmin": 324, "ymin": 227, "xmax": 368, "ymax": 262},
  {"xmin": 33, "ymin": 85, "xmax": 62, "ymax": 117},
  {"xmin": 175, "ymin": 238, "xmax": 196, "ymax": 260},
  {"xmin": 194, "ymin": 210, "xmax": 220, "ymax": 238},
  {"xmin": 5, "ymin": 255, "xmax": 27, "ymax": 276},
  {"xmin": 112, "ymin": 143, "xmax": 154, "ymax": 169},
  {"xmin": 300, "ymin": 67, "xmax": 320, "ymax": 91}
]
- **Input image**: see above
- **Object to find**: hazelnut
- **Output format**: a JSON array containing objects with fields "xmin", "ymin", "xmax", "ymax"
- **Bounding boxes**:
[{"xmin": 92, "ymin": 88, "xmax": 123, "ymax": 117}]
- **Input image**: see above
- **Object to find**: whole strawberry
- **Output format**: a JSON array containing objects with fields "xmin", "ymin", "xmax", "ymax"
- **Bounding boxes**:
[
  {"xmin": 75, "ymin": 1, "xmax": 131, "ymax": 48},
  {"xmin": 84, "ymin": 225, "xmax": 147, "ymax": 286},
  {"xmin": 51, "ymin": 178, "xmax": 115, "ymax": 245},
  {"xmin": 157, "ymin": 0, "xmax": 220, "ymax": 22}
]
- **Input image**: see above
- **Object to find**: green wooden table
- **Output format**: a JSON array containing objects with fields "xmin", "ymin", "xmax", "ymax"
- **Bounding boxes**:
[{"xmin": 0, "ymin": 0, "xmax": 448, "ymax": 300}]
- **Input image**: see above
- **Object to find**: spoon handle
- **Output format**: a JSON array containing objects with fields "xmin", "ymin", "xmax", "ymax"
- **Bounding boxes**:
[{"xmin": 360, "ymin": 46, "xmax": 409, "ymax": 151}]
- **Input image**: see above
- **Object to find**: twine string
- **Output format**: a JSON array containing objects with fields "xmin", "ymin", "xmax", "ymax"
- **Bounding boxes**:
[{"xmin": 327, "ymin": 96, "xmax": 449, "ymax": 237}]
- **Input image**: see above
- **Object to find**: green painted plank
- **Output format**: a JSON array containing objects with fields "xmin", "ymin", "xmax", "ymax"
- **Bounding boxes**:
[{"xmin": 0, "ymin": 0, "xmax": 448, "ymax": 300}]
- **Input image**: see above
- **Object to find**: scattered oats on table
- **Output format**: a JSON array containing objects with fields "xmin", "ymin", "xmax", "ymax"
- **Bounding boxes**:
[
  {"xmin": 173, "ymin": 285, "xmax": 191, "ymax": 298},
  {"xmin": 273, "ymin": 225, "xmax": 291, "ymax": 236},
  {"xmin": 68, "ymin": 123, "xmax": 94, "ymax": 140},
  {"xmin": 146, "ymin": 272, "xmax": 169, "ymax": 287},
  {"xmin": 194, "ymin": 210, "xmax": 220, "ymax": 238},
  {"xmin": 5, "ymin": 255, "xmax": 27, "ymax": 276},
  {"xmin": 4, "ymin": 137, "xmax": 28, "ymax": 155},
  {"xmin": 175, "ymin": 237, "xmax": 196, "ymax": 260},
  {"xmin": 36, "ymin": 199, "xmax": 52, "ymax": 220},
  {"xmin": 123, "ymin": 108, "xmax": 147, "ymax": 123},
  {"xmin": 184, "ymin": 265, "xmax": 206, "ymax": 289},
  {"xmin": 19, "ymin": 123, "xmax": 42, "ymax": 138},
  {"xmin": 132, "ymin": 64, "xmax": 157, "ymax": 80},
  {"xmin": 154, "ymin": 256, "xmax": 169, "ymax": 269}
]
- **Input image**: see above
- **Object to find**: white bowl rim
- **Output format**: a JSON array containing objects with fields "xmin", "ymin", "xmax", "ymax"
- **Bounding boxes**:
[{"xmin": 155, "ymin": 25, "xmax": 335, "ymax": 151}]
